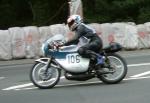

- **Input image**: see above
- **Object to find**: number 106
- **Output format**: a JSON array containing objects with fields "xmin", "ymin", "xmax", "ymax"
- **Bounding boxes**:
[{"xmin": 67, "ymin": 55, "xmax": 80, "ymax": 63}]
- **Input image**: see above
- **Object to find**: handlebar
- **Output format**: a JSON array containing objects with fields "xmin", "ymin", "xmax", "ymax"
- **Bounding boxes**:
[{"xmin": 49, "ymin": 40, "xmax": 65, "ymax": 51}]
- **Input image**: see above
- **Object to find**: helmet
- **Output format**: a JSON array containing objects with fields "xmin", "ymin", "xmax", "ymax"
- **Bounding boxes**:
[{"xmin": 67, "ymin": 15, "xmax": 82, "ymax": 31}]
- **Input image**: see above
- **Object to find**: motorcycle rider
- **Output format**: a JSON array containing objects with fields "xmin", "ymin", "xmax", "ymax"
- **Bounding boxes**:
[{"xmin": 63, "ymin": 15, "xmax": 103, "ymax": 67}]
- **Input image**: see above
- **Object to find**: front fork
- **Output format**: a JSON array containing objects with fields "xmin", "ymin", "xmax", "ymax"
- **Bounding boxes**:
[
  {"xmin": 45, "ymin": 57, "xmax": 52, "ymax": 73},
  {"xmin": 35, "ymin": 57, "xmax": 52, "ymax": 74}
]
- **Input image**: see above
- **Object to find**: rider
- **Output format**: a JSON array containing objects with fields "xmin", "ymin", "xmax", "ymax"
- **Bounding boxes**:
[{"xmin": 63, "ymin": 15, "xmax": 103, "ymax": 66}]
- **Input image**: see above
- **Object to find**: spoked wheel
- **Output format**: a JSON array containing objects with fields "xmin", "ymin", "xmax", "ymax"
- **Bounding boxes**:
[
  {"xmin": 98, "ymin": 53, "xmax": 127, "ymax": 84},
  {"xmin": 30, "ymin": 62, "xmax": 61, "ymax": 89}
]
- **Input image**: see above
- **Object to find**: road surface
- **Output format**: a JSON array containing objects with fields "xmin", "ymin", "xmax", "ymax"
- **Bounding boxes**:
[{"xmin": 0, "ymin": 50, "xmax": 150, "ymax": 103}]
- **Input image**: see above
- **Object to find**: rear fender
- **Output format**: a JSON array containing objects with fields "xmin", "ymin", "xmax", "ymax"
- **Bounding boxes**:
[{"xmin": 103, "ymin": 42, "xmax": 122, "ymax": 53}]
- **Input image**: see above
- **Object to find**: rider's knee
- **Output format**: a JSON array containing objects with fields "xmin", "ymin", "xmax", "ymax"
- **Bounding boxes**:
[{"xmin": 78, "ymin": 47, "xmax": 86, "ymax": 56}]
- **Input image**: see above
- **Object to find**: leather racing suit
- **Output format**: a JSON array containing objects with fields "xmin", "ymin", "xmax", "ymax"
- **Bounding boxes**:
[{"xmin": 64, "ymin": 23, "xmax": 103, "ymax": 60}]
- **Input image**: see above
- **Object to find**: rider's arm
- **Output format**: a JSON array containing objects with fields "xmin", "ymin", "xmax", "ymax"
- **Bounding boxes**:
[
  {"xmin": 64, "ymin": 24, "xmax": 85, "ymax": 46},
  {"xmin": 63, "ymin": 34, "xmax": 79, "ymax": 46}
]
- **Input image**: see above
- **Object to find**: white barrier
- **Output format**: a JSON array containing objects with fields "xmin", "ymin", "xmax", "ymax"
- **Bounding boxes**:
[
  {"xmin": 137, "ymin": 24, "xmax": 150, "ymax": 49},
  {"xmin": 38, "ymin": 26, "xmax": 52, "ymax": 56},
  {"xmin": 144, "ymin": 22, "xmax": 150, "ymax": 47},
  {"xmin": 88, "ymin": 23, "xmax": 102, "ymax": 37},
  {"xmin": 9, "ymin": 27, "xmax": 26, "ymax": 59},
  {"xmin": 0, "ymin": 30, "xmax": 12, "ymax": 60},
  {"xmin": 111, "ymin": 23, "xmax": 126, "ymax": 47},
  {"xmin": 112, "ymin": 23, "xmax": 139, "ymax": 49},
  {"xmin": 50, "ymin": 24, "xmax": 66, "ymax": 36},
  {"xmin": 1, "ymin": 22, "xmax": 150, "ymax": 60},
  {"xmin": 100, "ymin": 23, "xmax": 114, "ymax": 47},
  {"xmin": 124, "ymin": 24, "xmax": 139, "ymax": 49},
  {"xmin": 23, "ymin": 26, "xmax": 40, "ymax": 58}
]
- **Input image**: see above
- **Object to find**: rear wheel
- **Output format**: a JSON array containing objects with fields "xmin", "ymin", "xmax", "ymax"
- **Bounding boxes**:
[
  {"xmin": 30, "ymin": 62, "xmax": 61, "ymax": 89},
  {"xmin": 98, "ymin": 53, "xmax": 127, "ymax": 84}
]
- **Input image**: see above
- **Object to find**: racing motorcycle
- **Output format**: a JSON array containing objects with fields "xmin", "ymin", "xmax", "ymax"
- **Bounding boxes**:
[{"xmin": 30, "ymin": 35, "xmax": 128, "ymax": 89}]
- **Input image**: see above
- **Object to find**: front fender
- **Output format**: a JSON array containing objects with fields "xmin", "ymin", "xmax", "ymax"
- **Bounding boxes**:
[
  {"xmin": 35, "ymin": 58, "xmax": 51, "ymax": 65},
  {"xmin": 35, "ymin": 58, "xmax": 62, "ymax": 69}
]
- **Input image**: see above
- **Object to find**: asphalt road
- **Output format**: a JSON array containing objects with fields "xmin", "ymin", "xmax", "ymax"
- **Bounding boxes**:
[{"xmin": 0, "ymin": 50, "xmax": 150, "ymax": 103}]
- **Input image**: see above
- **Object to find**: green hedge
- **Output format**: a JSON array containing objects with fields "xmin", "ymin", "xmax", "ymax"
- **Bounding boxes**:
[
  {"xmin": 0, "ymin": 0, "xmax": 68, "ymax": 29},
  {"xmin": 82, "ymin": 0, "xmax": 150, "ymax": 24},
  {"xmin": 0, "ymin": 0, "xmax": 150, "ymax": 29}
]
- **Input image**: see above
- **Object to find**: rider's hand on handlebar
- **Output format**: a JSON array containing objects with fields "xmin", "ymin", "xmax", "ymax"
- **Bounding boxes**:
[
  {"xmin": 56, "ymin": 44, "xmax": 63, "ymax": 48},
  {"xmin": 53, "ymin": 44, "xmax": 64, "ymax": 50},
  {"xmin": 50, "ymin": 41, "xmax": 64, "ymax": 50}
]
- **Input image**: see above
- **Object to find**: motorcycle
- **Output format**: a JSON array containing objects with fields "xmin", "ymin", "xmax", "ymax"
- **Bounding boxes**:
[{"xmin": 30, "ymin": 36, "xmax": 128, "ymax": 89}]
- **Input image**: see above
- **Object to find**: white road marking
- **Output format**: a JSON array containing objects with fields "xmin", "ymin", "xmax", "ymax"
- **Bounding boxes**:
[
  {"xmin": 0, "ymin": 77, "xmax": 5, "ymax": 80},
  {"xmin": 0, "ymin": 64, "xmax": 32, "ymax": 69},
  {"xmin": 2, "ymin": 62, "xmax": 150, "ymax": 91},
  {"xmin": 2, "ymin": 83, "xmax": 33, "ymax": 91},
  {"xmin": 128, "ymin": 62, "xmax": 150, "ymax": 67},
  {"xmin": 10, "ymin": 76, "xmax": 150, "ymax": 91},
  {"xmin": 15, "ymin": 87, "xmax": 37, "ymax": 91},
  {"xmin": 130, "ymin": 71, "xmax": 150, "ymax": 78},
  {"xmin": 2, "ymin": 76, "xmax": 65, "ymax": 91},
  {"xmin": 125, "ymin": 76, "xmax": 150, "ymax": 80}
]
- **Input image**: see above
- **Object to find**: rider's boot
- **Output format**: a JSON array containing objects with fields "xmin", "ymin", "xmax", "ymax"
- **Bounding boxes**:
[
  {"xmin": 85, "ymin": 50, "xmax": 108, "ymax": 73},
  {"xmin": 95, "ymin": 54, "xmax": 109, "ymax": 74}
]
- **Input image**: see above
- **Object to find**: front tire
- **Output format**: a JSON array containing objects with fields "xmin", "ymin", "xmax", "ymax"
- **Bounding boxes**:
[
  {"xmin": 99, "ymin": 53, "xmax": 127, "ymax": 84},
  {"xmin": 30, "ymin": 62, "xmax": 61, "ymax": 89}
]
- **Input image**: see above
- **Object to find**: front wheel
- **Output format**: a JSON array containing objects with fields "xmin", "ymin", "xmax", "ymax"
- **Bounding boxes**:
[
  {"xmin": 30, "ymin": 62, "xmax": 61, "ymax": 89},
  {"xmin": 99, "ymin": 53, "xmax": 127, "ymax": 84}
]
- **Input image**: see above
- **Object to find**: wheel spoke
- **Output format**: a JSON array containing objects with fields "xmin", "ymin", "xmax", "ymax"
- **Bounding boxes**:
[
  {"xmin": 99, "ymin": 54, "xmax": 127, "ymax": 84},
  {"xmin": 31, "ymin": 62, "xmax": 60, "ymax": 88}
]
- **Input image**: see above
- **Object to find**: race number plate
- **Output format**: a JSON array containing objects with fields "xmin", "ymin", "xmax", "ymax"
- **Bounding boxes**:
[
  {"xmin": 66, "ymin": 54, "xmax": 81, "ymax": 64},
  {"xmin": 62, "ymin": 53, "xmax": 89, "ymax": 72}
]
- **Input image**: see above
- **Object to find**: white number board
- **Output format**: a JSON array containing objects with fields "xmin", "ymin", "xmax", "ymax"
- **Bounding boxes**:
[{"xmin": 66, "ymin": 53, "xmax": 81, "ymax": 64}]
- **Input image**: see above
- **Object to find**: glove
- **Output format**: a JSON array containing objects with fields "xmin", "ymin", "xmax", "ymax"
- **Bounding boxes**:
[{"xmin": 54, "ymin": 43, "xmax": 64, "ymax": 50}]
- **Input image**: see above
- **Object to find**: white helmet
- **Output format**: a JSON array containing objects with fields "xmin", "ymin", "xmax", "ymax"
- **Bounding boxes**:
[{"xmin": 67, "ymin": 15, "xmax": 82, "ymax": 31}]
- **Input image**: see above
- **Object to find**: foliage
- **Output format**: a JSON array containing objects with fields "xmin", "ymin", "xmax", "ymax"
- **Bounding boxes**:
[
  {"xmin": 0, "ymin": 0, "xmax": 33, "ymax": 29},
  {"xmin": 82, "ymin": 0, "xmax": 150, "ymax": 24},
  {"xmin": 0, "ymin": 0, "xmax": 150, "ymax": 29},
  {"xmin": 0, "ymin": 0, "xmax": 68, "ymax": 29}
]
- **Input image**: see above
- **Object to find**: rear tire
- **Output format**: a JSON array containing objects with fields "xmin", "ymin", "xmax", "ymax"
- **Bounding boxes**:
[
  {"xmin": 99, "ymin": 53, "xmax": 127, "ymax": 84},
  {"xmin": 30, "ymin": 62, "xmax": 61, "ymax": 89}
]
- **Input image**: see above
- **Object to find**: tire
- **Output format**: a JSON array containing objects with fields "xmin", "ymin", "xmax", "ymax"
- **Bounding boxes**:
[
  {"xmin": 99, "ymin": 53, "xmax": 128, "ymax": 84},
  {"xmin": 30, "ymin": 62, "xmax": 61, "ymax": 89}
]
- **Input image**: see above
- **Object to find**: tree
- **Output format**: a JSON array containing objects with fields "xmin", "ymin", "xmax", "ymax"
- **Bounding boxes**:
[
  {"xmin": 82, "ymin": 0, "xmax": 150, "ymax": 24},
  {"xmin": 0, "ymin": 0, "xmax": 68, "ymax": 29},
  {"xmin": 1, "ymin": 0, "xmax": 150, "ymax": 29},
  {"xmin": 0, "ymin": 0, "xmax": 32, "ymax": 29}
]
